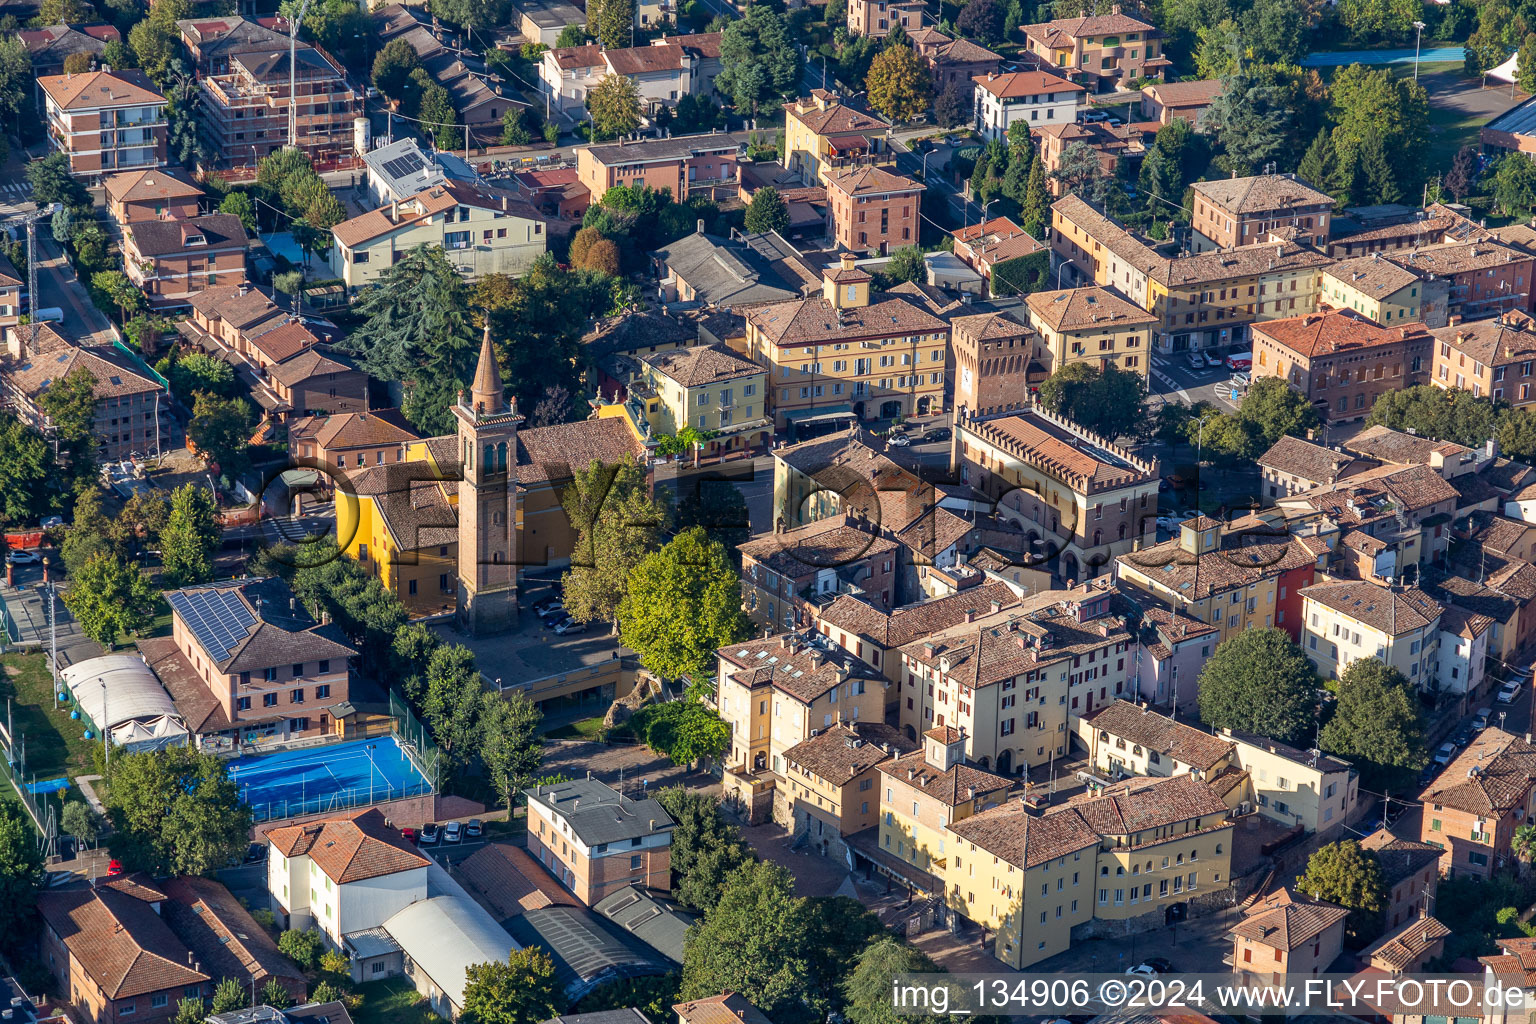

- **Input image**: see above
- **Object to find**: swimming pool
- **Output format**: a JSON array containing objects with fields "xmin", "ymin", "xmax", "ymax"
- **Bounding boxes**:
[{"xmin": 228, "ymin": 735, "xmax": 432, "ymax": 822}]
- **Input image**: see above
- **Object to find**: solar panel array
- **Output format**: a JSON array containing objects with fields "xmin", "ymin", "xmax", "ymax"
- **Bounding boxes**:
[
  {"xmin": 167, "ymin": 586, "xmax": 257, "ymax": 664},
  {"xmin": 381, "ymin": 151, "xmax": 427, "ymax": 182}
]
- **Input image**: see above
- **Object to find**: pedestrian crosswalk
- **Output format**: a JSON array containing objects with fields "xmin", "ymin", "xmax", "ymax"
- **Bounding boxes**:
[{"xmin": 0, "ymin": 182, "xmax": 32, "ymax": 199}]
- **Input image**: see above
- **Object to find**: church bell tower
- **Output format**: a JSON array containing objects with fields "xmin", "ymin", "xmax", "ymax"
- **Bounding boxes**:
[{"xmin": 454, "ymin": 325, "xmax": 521, "ymax": 637}]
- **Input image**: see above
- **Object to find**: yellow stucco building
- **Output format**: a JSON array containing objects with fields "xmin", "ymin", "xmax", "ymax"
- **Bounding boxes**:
[{"xmin": 1320, "ymin": 257, "xmax": 1426, "ymax": 326}]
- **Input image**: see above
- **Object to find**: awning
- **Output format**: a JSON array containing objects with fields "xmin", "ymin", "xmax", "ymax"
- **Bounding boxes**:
[
  {"xmin": 827, "ymin": 135, "xmax": 869, "ymax": 153},
  {"xmin": 714, "ymin": 417, "xmax": 771, "ymax": 437},
  {"xmin": 783, "ymin": 404, "xmax": 855, "ymax": 424}
]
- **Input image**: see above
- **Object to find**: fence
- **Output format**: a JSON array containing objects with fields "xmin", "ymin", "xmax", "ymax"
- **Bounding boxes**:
[
  {"xmin": 390, "ymin": 690, "xmax": 442, "ymax": 791},
  {"xmin": 0, "ymin": 704, "xmax": 57, "ymax": 851},
  {"xmin": 243, "ymin": 774, "xmax": 434, "ymax": 823}
]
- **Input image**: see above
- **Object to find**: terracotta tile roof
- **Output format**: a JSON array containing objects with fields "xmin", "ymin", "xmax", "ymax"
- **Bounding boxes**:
[
  {"xmin": 718, "ymin": 630, "xmax": 885, "ymax": 704},
  {"xmin": 98, "ymin": 873, "xmax": 166, "ymax": 903},
  {"xmin": 1429, "ymin": 310, "xmax": 1536, "ymax": 367},
  {"xmin": 897, "ymin": 583, "xmax": 1132, "ymax": 689},
  {"xmin": 948, "ymin": 797, "xmax": 1101, "ymax": 869},
  {"xmin": 1420, "ymin": 728, "xmax": 1536, "ymax": 815},
  {"xmin": 748, "ymin": 293, "xmax": 948, "ymax": 347},
  {"xmin": 974, "ymin": 69, "xmax": 1083, "ymax": 99},
  {"xmin": 950, "ymin": 310, "xmax": 1030, "ymax": 347},
  {"xmin": 675, "ymin": 993, "xmax": 776, "ymax": 1024},
  {"xmin": 268, "ymin": 347, "xmax": 356, "ymax": 387},
  {"xmin": 1323, "ymin": 255, "xmax": 1421, "ymax": 299},
  {"xmin": 1082, "ymin": 700, "xmax": 1234, "ymax": 772},
  {"xmin": 1359, "ymin": 828, "xmax": 1443, "ymax": 887},
  {"xmin": 1117, "ymin": 512, "xmax": 1318, "ymax": 600},
  {"xmin": 290, "ymin": 408, "xmax": 418, "ymax": 451},
  {"xmin": 1488, "ymin": 557, "xmax": 1536, "ymax": 600},
  {"xmin": 825, "ymin": 166, "xmax": 923, "ymax": 198},
  {"xmin": 1254, "ymin": 309, "xmax": 1428, "ymax": 359},
  {"xmin": 738, "ymin": 514, "xmax": 897, "ymax": 579},
  {"xmin": 1483, "ymin": 938, "xmax": 1536, "ymax": 986},
  {"xmin": 346, "ymin": 462, "xmax": 459, "ymax": 549},
  {"xmin": 37, "ymin": 884, "xmax": 209, "ymax": 1000},
  {"xmin": 161, "ymin": 875, "xmax": 304, "ymax": 990},
  {"xmin": 936, "ymin": 37, "xmax": 1002, "ymax": 63},
  {"xmin": 188, "ymin": 284, "xmax": 287, "ymax": 331},
  {"xmin": 1280, "ymin": 462, "xmax": 1461, "ymax": 521},
  {"xmin": 953, "ymin": 216, "xmax": 1047, "ymax": 267},
  {"xmin": 1257, "ymin": 435, "xmax": 1361, "ymax": 485},
  {"xmin": 1191, "ymin": 174, "xmax": 1335, "ymax": 215},
  {"xmin": 516, "ymin": 417, "xmax": 646, "ymax": 485},
  {"xmin": 332, "ymin": 181, "xmax": 539, "ymax": 249},
  {"xmin": 6, "ymin": 329, "xmax": 163, "ymax": 401},
  {"xmin": 1232, "ymin": 889, "xmax": 1350, "ymax": 950},
  {"xmin": 1300, "ymin": 580, "xmax": 1442, "ymax": 635},
  {"xmin": 783, "ymin": 94, "xmax": 889, "ymax": 136},
  {"xmin": 1026, "ymin": 285, "xmax": 1158, "ymax": 333},
  {"xmin": 1387, "ymin": 240, "xmax": 1534, "ymax": 277},
  {"xmin": 137, "ymin": 636, "xmax": 231, "ymax": 733},
  {"xmin": 265, "ymin": 808, "xmax": 430, "ymax": 883},
  {"xmin": 166, "ymin": 577, "xmax": 356, "ymax": 673},
  {"xmin": 103, "ymin": 168, "xmax": 204, "ymax": 205},
  {"xmin": 455, "ymin": 841, "xmax": 579, "ymax": 918},
  {"xmin": 1464, "ymin": 512, "xmax": 1536, "ymax": 557},
  {"xmin": 1347, "ymin": 426, "xmax": 1475, "ymax": 468},
  {"xmin": 605, "ymin": 41, "xmax": 687, "ymax": 75},
  {"xmin": 817, "ymin": 581, "xmax": 1021, "ymax": 649},
  {"xmin": 658, "ymin": 31, "xmax": 722, "ymax": 57},
  {"xmin": 1141, "ymin": 79, "xmax": 1223, "ymax": 107},
  {"xmin": 1052, "ymin": 195, "xmax": 1333, "ymax": 288},
  {"xmin": 960, "ymin": 406, "xmax": 1157, "ymax": 491},
  {"xmin": 1023, "ymin": 12, "xmax": 1157, "ymax": 46},
  {"xmin": 875, "ymin": 748, "xmax": 1013, "ymax": 806},
  {"xmin": 1055, "ymin": 772, "xmax": 1230, "ymax": 836},
  {"xmin": 642, "ymin": 343, "xmax": 761, "ymax": 388},
  {"xmin": 37, "ymin": 68, "xmax": 164, "ymax": 109},
  {"xmin": 783, "ymin": 721, "xmax": 914, "ymax": 782},
  {"xmin": 550, "ymin": 43, "xmax": 603, "ymax": 69}
]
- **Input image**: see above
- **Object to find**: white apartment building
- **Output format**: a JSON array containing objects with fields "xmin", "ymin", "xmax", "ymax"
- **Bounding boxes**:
[{"xmin": 973, "ymin": 69, "xmax": 1084, "ymax": 143}]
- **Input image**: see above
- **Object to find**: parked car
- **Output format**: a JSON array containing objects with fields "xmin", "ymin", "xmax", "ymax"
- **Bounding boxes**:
[
  {"xmin": 1080, "ymin": 109, "xmax": 1110, "ymax": 123},
  {"xmin": 1155, "ymin": 515, "xmax": 1183, "ymax": 530},
  {"xmin": 1127, "ymin": 957, "xmax": 1173, "ymax": 975},
  {"xmin": 40, "ymin": 516, "xmax": 63, "ymax": 529},
  {"xmin": 443, "ymin": 821, "xmax": 463, "ymax": 843},
  {"xmin": 1432, "ymin": 741, "xmax": 1458, "ymax": 766},
  {"xmin": 399, "ymin": 827, "xmax": 417, "ymax": 843},
  {"xmin": 243, "ymin": 842, "xmax": 266, "ymax": 864},
  {"xmin": 1473, "ymin": 707, "xmax": 1494, "ymax": 731},
  {"xmin": 542, "ymin": 612, "xmax": 567, "ymax": 629},
  {"xmin": 465, "ymin": 819, "xmax": 484, "ymax": 839},
  {"xmin": 5, "ymin": 550, "xmax": 39, "ymax": 565},
  {"xmin": 420, "ymin": 823, "xmax": 440, "ymax": 845},
  {"xmin": 920, "ymin": 427, "xmax": 952, "ymax": 443},
  {"xmin": 1453, "ymin": 727, "xmax": 1474, "ymax": 750},
  {"xmin": 1226, "ymin": 351, "xmax": 1254, "ymax": 371},
  {"xmin": 1185, "ymin": 352, "xmax": 1206, "ymax": 371},
  {"xmin": 1205, "ymin": 352, "xmax": 1225, "ymax": 368},
  {"xmin": 107, "ymin": 859, "xmax": 123, "ymax": 877},
  {"xmin": 1498, "ymin": 680, "xmax": 1524, "ymax": 704},
  {"xmin": 888, "ymin": 433, "xmax": 912, "ymax": 447},
  {"xmin": 1179, "ymin": 509, "xmax": 1201, "ymax": 521},
  {"xmin": 553, "ymin": 618, "xmax": 586, "ymax": 635},
  {"xmin": 533, "ymin": 598, "xmax": 565, "ymax": 616}
]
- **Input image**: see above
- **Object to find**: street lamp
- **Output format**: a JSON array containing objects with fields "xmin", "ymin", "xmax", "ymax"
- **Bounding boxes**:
[{"xmin": 1413, "ymin": 21, "xmax": 1426, "ymax": 80}]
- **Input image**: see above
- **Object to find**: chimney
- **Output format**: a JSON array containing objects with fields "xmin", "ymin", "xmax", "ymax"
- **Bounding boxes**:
[
  {"xmin": 391, "ymin": 198, "xmax": 399, "ymax": 220},
  {"xmin": 697, "ymin": 218, "xmax": 705, "ymax": 235},
  {"xmin": 501, "ymin": 195, "xmax": 508, "ymax": 211},
  {"xmin": 963, "ymin": 609, "xmax": 975, "ymax": 622},
  {"xmin": 649, "ymin": 819, "xmax": 656, "ymax": 830}
]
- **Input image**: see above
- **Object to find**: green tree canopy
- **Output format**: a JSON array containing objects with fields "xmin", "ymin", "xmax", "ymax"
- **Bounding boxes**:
[
  {"xmin": 744, "ymin": 186, "xmax": 791, "ymax": 234},
  {"xmin": 865, "ymin": 43, "xmax": 931, "ymax": 123},
  {"xmin": 1296, "ymin": 840, "xmax": 1388, "ymax": 946},
  {"xmin": 656, "ymin": 786, "xmax": 757, "ymax": 913},
  {"xmin": 104, "ymin": 745, "xmax": 254, "ymax": 876},
  {"xmin": 333, "ymin": 245, "xmax": 480, "ymax": 435},
  {"xmin": 632, "ymin": 698, "xmax": 730, "ymax": 766},
  {"xmin": 588, "ymin": 72, "xmax": 643, "ymax": 140},
  {"xmin": 717, "ymin": 5, "xmax": 802, "ymax": 115},
  {"xmin": 461, "ymin": 948, "xmax": 565, "ymax": 1024},
  {"xmin": 1036, "ymin": 362, "xmax": 1147, "ymax": 440},
  {"xmin": 562, "ymin": 457, "xmax": 667, "ymax": 626},
  {"xmin": 618, "ymin": 527, "xmax": 749, "ymax": 680},
  {"xmin": 62, "ymin": 550, "xmax": 155, "ymax": 648},
  {"xmin": 1365, "ymin": 385, "xmax": 1499, "ymax": 448},
  {"xmin": 1209, "ymin": 62, "xmax": 1294, "ymax": 176},
  {"xmin": 188, "ymin": 392, "xmax": 256, "ymax": 479},
  {"xmin": 680, "ymin": 861, "xmax": 816, "ymax": 1023},
  {"xmin": 160, "ymin": 483, "xmax": 219, "ymax": 587},
  {"xmin": 0, "ymin": 413, "xmax": 54, "ymax": 528},
  {"xmin": 0, "ymin": 802, "xmax": 43, "ymax": 941},
  {"xmin": 1318, "ymin": 658, "xmax": 1429, "ymax": 793},
  {"xmin": 1196, "ymin": 628, "xmax": 1319, "ymax": 744}
]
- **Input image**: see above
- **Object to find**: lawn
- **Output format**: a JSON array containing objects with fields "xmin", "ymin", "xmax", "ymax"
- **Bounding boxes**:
[
  {"xmin": 543, "ymin": 716, "xmax": 609, "ymax": 740},
  {"xmin": 353, "ymin": 978, "xmax": 433, "ymax": 1024},
  {"xmin": 0, "ymin": 651, "xmax": 96, "ymax": 783}
]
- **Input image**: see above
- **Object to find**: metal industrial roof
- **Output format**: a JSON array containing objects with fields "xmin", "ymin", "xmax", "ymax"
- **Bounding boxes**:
[
  {"xmin": 505, "ymin": 906, "xmax": 672, "ymax": 1001},
  {"xmin": 591, "ymin": 885, "xmax": 695, "ymax": 963},
  {"xmin": 382, "ymin": 881, "xmax": 518, "ymax": 1011},
  {"xmin": 63, "ymin": 655, "xmax": 180, "ymax": 731}
]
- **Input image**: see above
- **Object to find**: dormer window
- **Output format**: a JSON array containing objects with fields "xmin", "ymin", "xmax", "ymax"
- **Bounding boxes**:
[{"xmin": 185, "ymin": 233, "xmax": 206, "ymax": 246}]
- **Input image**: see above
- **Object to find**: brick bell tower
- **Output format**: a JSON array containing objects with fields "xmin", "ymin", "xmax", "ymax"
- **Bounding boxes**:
[{"xmin": 454, "ymin": 324, "xmax": 521, "ymax": 637}]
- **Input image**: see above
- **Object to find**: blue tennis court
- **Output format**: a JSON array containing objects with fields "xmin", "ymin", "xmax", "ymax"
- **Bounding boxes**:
[{"xmin": 229, "ymin": 736, "xmax": 433, "ymax": 822}]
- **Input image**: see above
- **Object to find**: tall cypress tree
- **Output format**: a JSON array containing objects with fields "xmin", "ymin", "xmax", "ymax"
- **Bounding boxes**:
[
  {"xmin": 1296, "ymin": 128, "xmax": 1342, "ymax": 202},
  {"xmin": 1358, "ymin": 131, "xmax": 1401, "ymax": 206},
  {"xmin": 1022, "ymin": 154, "xmax": 1050, "ymax": 239}
]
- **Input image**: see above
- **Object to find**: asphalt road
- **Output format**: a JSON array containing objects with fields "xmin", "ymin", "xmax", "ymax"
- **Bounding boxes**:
[{"xmin": 1148, "ymin": 351, "xmax": 1243, "ymax": 412}]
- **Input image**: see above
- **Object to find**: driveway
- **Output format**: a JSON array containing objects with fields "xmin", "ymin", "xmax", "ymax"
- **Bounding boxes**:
[{"xmin": 1417, "ymin": 68, "xmax": 1530, "ymax": 121}]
